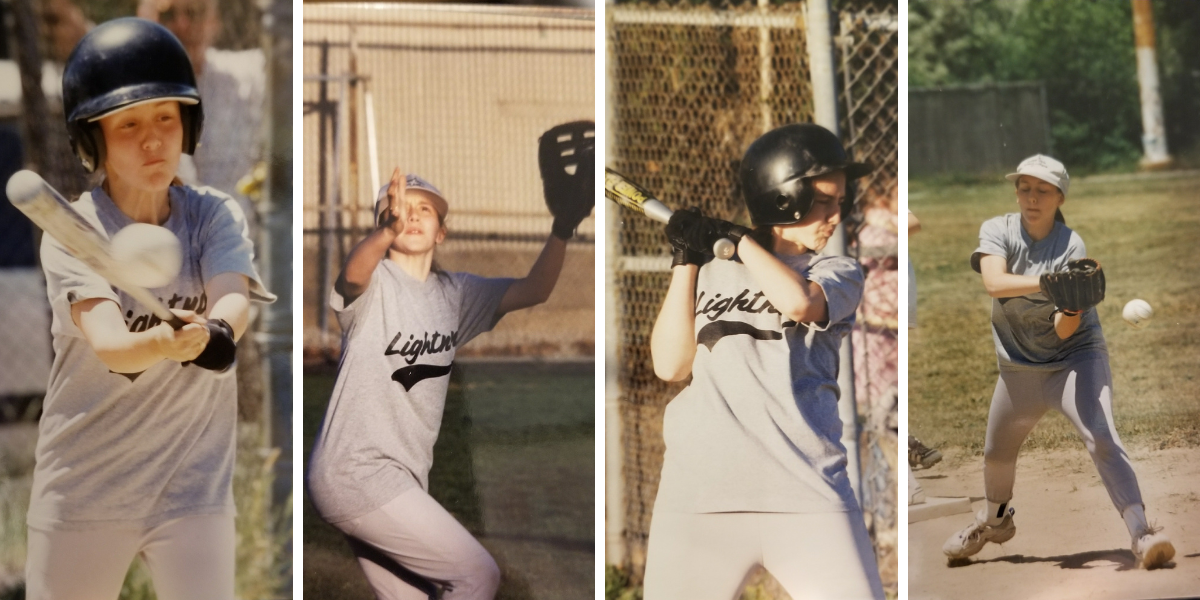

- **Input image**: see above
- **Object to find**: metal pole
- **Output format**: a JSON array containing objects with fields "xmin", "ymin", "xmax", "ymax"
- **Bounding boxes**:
[
  {"xmin": 348, "ymin": 26, "xmax": 361, "ymax": 234},
  {"xmin": 366, "ymin": 83, "xmax": 381, "ymax": 207},
  {"xmin": 259, "ymin": 0, "xmax": 293, "ymax": 507},
  {"xmin": 1131, "ymin": 0, "xmax": 1171, "ymax": 168},
  {"xmin": 758, "ymin": 0, "xmax": 773, "ymax": 133},
  {"xmin": 604, "ymin": 0, "xmax": 626, "ymax": 568},
  {"xmin": 808, "ymin": 0, "xmax": 862, "ymax": 504}
]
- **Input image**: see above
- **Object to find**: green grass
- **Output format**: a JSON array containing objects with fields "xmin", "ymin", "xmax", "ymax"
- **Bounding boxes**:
[
  {"xmin": 303, "ymin": 362, "xmax": 595, "ymax": 600},
  {"xmin": 909, "ymin": 174, "xmax": 1200, "ymax": 454}
]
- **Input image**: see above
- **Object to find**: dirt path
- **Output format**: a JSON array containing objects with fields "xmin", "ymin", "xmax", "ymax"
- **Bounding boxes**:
[{"xmin": 909, "ymin": 447, "xmax": 1200, "ymax": 600}]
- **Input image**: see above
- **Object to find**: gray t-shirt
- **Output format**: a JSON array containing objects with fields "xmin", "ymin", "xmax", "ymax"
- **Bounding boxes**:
[
  {"xmin": 971, "ymin": 214, "xmax": 1107, "ymax": 369},
  {"xmin": 654, "ymin": 252, "xmax": 863, "ymax": 514},
  {"xmin": 307, "ymin": 261, "xmax": 513, "ymax": 524},
  {"xmin": 30, "ymin": 185, "xmax": 273, "ymax": 531}
]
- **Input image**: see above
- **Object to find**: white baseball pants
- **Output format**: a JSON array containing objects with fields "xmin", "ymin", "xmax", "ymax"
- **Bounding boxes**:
[
  {"xmin": 642, "ymin": 510, "xmax": 884, "ymax": 600},
  {"xmin": 25, "ymin": 514, "xmax": 234, "ymax": 600},
  {"xmin": 984, "ymin": 356, "xmax": 1143, "ymax": 512},
  {"xmin": 333, "ymin": 487, "xmax": 500, "ymax": 600}
]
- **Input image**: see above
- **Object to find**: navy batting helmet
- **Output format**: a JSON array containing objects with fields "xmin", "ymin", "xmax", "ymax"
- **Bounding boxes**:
[
  {"xmin": 62, "ymin": 18, "xmax": 203, "ymax": 173},
  {"xmin": 739, "ymin": 124, "xmax": 870, "ymax": 226}
]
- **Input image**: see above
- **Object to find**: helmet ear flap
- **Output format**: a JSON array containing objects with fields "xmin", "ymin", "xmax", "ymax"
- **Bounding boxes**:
[
  {"xmin": 793, "ymin": 177, "xmax": 815, "ymax": 222},
  {"xmin": 840, "ymin": 178, "xmax": 858, "ymax": 221},
  {"xmin": 180, "ymin": 104, "xmax": 204, "ymax": 154},
  {"xmin": 69, "ymin": 122, "xmax": 105, "ymax": 173}
]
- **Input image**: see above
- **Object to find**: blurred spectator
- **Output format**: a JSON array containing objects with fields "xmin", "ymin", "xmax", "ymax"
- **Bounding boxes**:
[
  {"xmin": 853, "ymin": 189, "xmax": 899, "ymax": 432},
  {"xmin": 139, "ymin": 0, "xmax": 264, "ymax": 233},
  {"xmin": 40, "ymin": 0, "xmax": 92, "ymax": 63}
]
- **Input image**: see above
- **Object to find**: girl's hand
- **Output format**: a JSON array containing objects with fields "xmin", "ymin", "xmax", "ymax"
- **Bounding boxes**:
[
  {"xmin": 385, "ymin": 167, "xmax": 407, "ymax": 233},
  {"xmin": 152, "ymin": 310, "xmax": 211, "ymax": 362}
]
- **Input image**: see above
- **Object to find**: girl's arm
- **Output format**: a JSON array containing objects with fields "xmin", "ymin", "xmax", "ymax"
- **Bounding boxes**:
[
  {"xmin": 335, "ymin": 226, "xmax": 399, "ymax": 305},
  {"xmin": 497, "ymin": 234, "xmax": 566, "ymax": 314},
  {"xmin": 980, "ymin": 255, "xmax": 1080, "ymax": 339},
  {"xmin": 205, "ymin": 272, "xmax": 252, "ymax": 340},
  {"xmin": 735, "ymin": 236, "xmax": 829, "ymax": 323},
  {"xmin": 337, "ymin": 169, "xmax": 405, "ymax": 304},
  {"xmin": 650, "ymin": 264, "xmax": 699, "ymax": 381},
  {"xmin": 1053, "ymin": 311, "xmax": 1082, "ymax": 339},
  {"xmin": 73, "ymin": 299, "xmax": 210, "ymax": 373},
  {"xmin": 978, "ymin": 255, "xmax": 1042, "ymax": 298}
]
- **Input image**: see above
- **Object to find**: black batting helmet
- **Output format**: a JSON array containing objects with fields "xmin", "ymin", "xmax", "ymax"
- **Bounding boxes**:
[
  {"xmin": 739, "ymin": 123, "xmax": 870, "ymax": 226},
  {"xmin": 62, "ymin": 18, "xmax": 203, "ymax": 173}
]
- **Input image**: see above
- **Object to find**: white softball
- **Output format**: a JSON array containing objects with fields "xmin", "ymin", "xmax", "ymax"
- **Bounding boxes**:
[
  {"xmin": 1122, "ymin": 299, "xmax": 1153, "ymax": 329},
  {"xmin": 109, "ymin": 223, "xmax": 182, "ymax": 289}
]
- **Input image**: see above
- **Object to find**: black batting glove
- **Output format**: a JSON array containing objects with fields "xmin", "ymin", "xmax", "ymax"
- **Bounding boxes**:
[
  {"xmin": 186, "ymin": 318, "xmax": 237, "ymax": 372},
  {"xmin": 665, "ymin": 207, "xmax": 750, "ymax": 255},
  {"xmin": 665, "ymin": 207, "xmax": 715, "ymax": 255}
]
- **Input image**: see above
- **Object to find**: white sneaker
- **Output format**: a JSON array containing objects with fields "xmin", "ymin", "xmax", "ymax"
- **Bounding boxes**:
[
  {"xmin": 1133, "ymin": 528, "xmax": 1175, "ymax": 569},
  {"xmin": 943, "ymin": 508, "xmax": 1016, "ymax": 559}
]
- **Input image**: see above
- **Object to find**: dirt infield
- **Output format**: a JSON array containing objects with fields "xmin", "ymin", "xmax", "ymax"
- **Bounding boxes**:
[{"xmin": 909, "ymin": 447, "xmax": 1200, "ymax": 600}]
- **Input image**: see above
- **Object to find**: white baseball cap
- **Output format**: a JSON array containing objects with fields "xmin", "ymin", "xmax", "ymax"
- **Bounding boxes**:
[
  {"xmin": 1005, "ymin": 154, "xmax": 1069, "ymax": 196},
  {"xmin": 374, "ymin": 174, "xmax": 449, "ymax": 224}
]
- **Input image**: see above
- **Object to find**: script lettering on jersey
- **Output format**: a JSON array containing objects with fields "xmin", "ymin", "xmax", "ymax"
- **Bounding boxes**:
[
  {"xmin": 385, "ymin": 329, "xmax": 459, "ymax": 365},
  {"xmin": 694, "ymin": 289, "xmax": 781, "ymax": 322},
  {"xmin": 125, "ymin": 292, "xmax": 207, "ymax": 332},
  {"xmin": 693, "ymin": 289, "xmax": 803, "ymax": 350}
]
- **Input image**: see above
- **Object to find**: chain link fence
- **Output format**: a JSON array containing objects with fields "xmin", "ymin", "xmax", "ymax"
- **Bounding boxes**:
[
  {"xmin": 607, "ymin": 0, "xmax": 897, "ymax": 593},
  {"xmin": 302, "ymin": 5, "xmax": 596, "ymax": 363}
]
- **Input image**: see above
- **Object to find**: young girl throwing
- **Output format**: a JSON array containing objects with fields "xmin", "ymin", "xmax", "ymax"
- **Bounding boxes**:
[{"xmin": 307, "ymin": 122, "xmax": 593, "ymax": 599}]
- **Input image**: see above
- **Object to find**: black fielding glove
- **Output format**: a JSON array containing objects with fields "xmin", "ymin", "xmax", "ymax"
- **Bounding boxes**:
[
  {"xmin": 539, "ymin": 121, "xmax": 595, "ymax": 240},
  {"xmin": 1038, "ymin": 258, "xmax": 1106, "ymax": 313},
  {"xmin": 187, "ymin": 318, "xmax": 237, "ymax": 372}
]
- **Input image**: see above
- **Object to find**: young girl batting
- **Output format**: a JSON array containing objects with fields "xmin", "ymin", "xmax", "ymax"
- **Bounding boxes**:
[
  {"xmin": 307, "ymin": 122, "xmax": 593, "ymax": 599},
  {"xmin": 642, "ymin": 123, "xmax": 884, "ymax": 600},
  {"xmin": 942, "ymin": 154, "xmax": 1175, "ymax": 569},
  {"xmin": 25, "ymin": 18, "xmax": 273, "ymax": 599}
]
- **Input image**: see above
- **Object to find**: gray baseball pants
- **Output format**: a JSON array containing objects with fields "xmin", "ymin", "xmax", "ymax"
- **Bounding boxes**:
[
  {"xmin": 984, "ymin": 355, "xmax": 1143, "ymax": 512},
  {"xmin": 25, "ymin": 514, "xmax": 235, "ymax": 600},
  {"xmin": 333, "ymin": 487, "xmax": 500, "ymax": 600},
  {"xmin": 642, "ymin": 510, "xmax": 884, "ymax": 600}
]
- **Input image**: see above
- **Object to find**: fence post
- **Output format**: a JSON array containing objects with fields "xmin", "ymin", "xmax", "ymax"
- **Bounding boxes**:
[
  {"xmin": 604, "ymin": 0, "xmax": 626, "ymax": 570},
  {"xmin": 807, "ymin": 0, "xmax": 862, "ymax": 505}
]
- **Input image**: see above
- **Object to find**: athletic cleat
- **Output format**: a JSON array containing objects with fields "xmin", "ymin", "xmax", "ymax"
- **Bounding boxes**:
[
  {"xmin": 909, "ymin": 435, "xmax": 943, "ymax": 469},
  {"xmin": 1132, "ymin": 527, "xmax": 1175, "ymax": 569},
  {"xmin": 943, "ymin": 508, "xmax": 1016, "ymax": 559}
]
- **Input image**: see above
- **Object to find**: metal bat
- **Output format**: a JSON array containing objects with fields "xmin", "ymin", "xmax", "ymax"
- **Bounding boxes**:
[
  {"xmin": 5, "ymin": 170, "xmax": 185, "ymax": 329},
  {"xmin": 604, "ymin": 167, "xmax": 736, "ymax": 260}
]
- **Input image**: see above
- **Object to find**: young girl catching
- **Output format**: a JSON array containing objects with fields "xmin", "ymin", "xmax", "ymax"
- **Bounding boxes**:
[
  {"xmin": 26, "ymin": 18, "xmax": 273, "ymax": 599},
  {"xmin": 307, "ymin": 122, "xmax": 593, "ymax": 599},
  {"xmin": 642, "ymin": 123, "xmax": 884, "ymax": 599},
  {"xmin": 943, "ymin": 154, "xmax": 1174, "ymax": 569}
]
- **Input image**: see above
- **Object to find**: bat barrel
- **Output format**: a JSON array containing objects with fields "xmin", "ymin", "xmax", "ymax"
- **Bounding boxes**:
[{"xmin": 5, "ymin": 170, "xmax": 53, "ymax": 207}]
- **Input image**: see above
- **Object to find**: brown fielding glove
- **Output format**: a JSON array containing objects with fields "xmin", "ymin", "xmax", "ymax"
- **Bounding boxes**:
[
  {"xmin": 539, "ymin": 121, "xmax": 595, "ymax": 240},
  {"xmin": 1039, "ymin": 258, "xmax": 1106, "ymax": 313}
]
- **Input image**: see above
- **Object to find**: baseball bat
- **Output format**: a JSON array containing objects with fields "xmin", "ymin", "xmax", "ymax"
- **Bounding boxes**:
[
  {"xmin": 603, "ymin": 168, "xmax": 736, "ymax": 260},
  {"xmin": 5, "ymin": 170, "xmax": 186, "ymax": 330}
]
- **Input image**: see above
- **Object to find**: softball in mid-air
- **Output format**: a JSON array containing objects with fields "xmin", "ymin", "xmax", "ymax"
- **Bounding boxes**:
[
  {"xmin": 1122, "ymin": 299, "xmax": 1153, "ymax": 329},
  {"xmin": 109, "ymin": 223, "xmax": 183, "ymax": 289}
]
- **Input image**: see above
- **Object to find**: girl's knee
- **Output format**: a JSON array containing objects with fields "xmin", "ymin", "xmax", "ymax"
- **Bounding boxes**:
[
  {"xmin": 460, "ymin": 548, "xmax": 500, "ymax": 596},
  {"xmin": 1087, "ymin": 431, "xmax": 1124, "ymax": 463}
]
